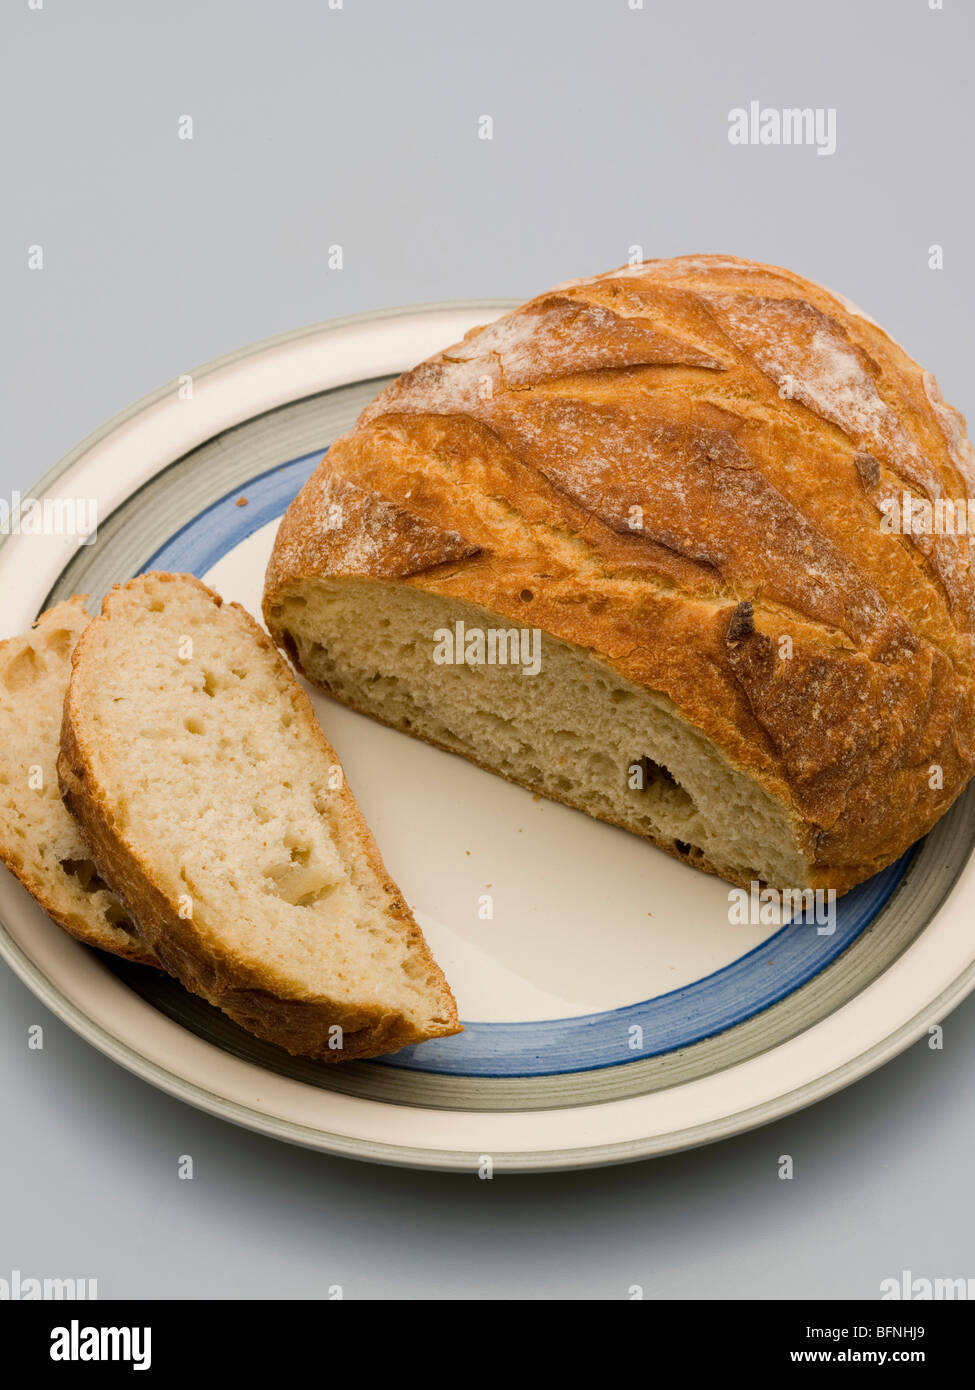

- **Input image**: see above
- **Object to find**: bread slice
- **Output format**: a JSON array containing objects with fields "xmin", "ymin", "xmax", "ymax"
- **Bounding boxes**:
[
  {"xmin": 58, "ymin": 572, "xmax": 460, "ymax": 1061},
  {"xmin": 0, "ymin": 599, "xmax": 155, "ymax": 964}
]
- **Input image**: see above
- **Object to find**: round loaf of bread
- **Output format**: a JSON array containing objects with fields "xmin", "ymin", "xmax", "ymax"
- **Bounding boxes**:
[{"xmin": 264, "ymin": 256, "xmax": 975, "ymax": 894}]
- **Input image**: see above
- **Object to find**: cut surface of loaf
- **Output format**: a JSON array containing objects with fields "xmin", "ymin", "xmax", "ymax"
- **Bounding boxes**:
[
  {"xmin": 268, "ymin": 582, "xmax": 807, "ymax": 891},
  {"xmin": 0, "ymin": 599, "xmax": 155, "ymax": 964},
  {"xmin": 264, "ymin": 255, "xmax": 975, "ymax": 894},
  {"xmin": 59, "ymin": 572, "xmax": 460, "ymax": 1060}
]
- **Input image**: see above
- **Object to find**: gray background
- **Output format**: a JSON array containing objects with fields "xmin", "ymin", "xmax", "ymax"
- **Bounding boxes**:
[{"xmin": 1, "ymin": 0, "xmax": 973, "ymax": 1299}]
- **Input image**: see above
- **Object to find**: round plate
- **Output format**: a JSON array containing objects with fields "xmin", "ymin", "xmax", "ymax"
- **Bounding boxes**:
[{"xmin": 2, "ymin": 304, "xmax": 974, "ymax": 1171}]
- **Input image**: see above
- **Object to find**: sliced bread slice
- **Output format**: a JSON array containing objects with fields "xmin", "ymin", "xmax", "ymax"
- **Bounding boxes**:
[
  {"xmin": 0, "ymin": 598, "xmax": 156, "ymax": 965},
  {"xmin": 58, "ymin": 571, "xmax": 460, "ymax": 1061}
]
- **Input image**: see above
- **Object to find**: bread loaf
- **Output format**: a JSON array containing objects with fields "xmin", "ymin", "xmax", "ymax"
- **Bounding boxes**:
[
  {"xmin": 59, "ymin": 572, "xmax": 460, "ymax": 1059},
  {"xmin": 0, "ymin": 599, "xmax": 155, "ymax": 964},
  {"xmin": 263, "ymin": 255, "xmax": 975, "ymax": 894}
]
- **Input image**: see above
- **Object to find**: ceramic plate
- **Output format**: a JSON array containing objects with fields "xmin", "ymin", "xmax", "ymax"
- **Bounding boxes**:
[{"xmin": 2, "ymin": 304, "xmax": 974, "ymax": 1171}]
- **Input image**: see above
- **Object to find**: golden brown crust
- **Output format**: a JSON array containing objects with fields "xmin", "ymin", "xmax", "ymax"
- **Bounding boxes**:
[
  {"xmin": 59, "ymin": 572, "xmax": 459, "ymax": 1061},
  {"xmin": 264, "ymin": 255, "xmax": 975, "ymax": 892}
]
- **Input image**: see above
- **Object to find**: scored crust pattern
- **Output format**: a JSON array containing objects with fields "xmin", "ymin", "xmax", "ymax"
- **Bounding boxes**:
[{"xmin": 265, "ymin": 256, "xmax": 975, "ymax": 891}]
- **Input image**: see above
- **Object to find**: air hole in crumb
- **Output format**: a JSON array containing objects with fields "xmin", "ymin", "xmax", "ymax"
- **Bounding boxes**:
[
  {"xmin": 104, "ymin": 901, "xmax": 135, "ymax": 932},
  {"xmin": 184, "ymin": 715, "xmax": 205, "ymax": 735},
  {"xmin": 202, "ymin": 671, "xmax": 218, "ymax": 697},
  {"xmin": 263, "ymin": 841, "xmax": 334, "ymax": 907},
  {"xmin": 295, "ymin": 885, "xmax": 335, "ymax": 908},
  {"xmin": 148, "ymin": 599, "xmax": 165, "ymax": 612},
  {"xmin": 280, "ymin": 631, "xmax": 299, "ymax": 666},
  {"xmin": 635, "ymin": 756, "xmax": 679, "ymax": 791},
  {"xmin": 674, "ymin": 840, "xmax": 704, "ymax": 861},
  {"xmin": 43, "ymin": 627, "xmax": 74, "ymax": 659},
  {"xmin": 60, "ymin": 857, "xmax": 109, "ymax": 895},
  {"xmin": 2, "ymin": 646, "xmax": 42, "ymax": 692}
]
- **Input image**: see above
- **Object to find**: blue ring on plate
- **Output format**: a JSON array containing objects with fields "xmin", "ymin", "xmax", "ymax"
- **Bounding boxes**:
[{"xmin": 143, "ymin": 453, "xmax": 913, "ymax": 1079}]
